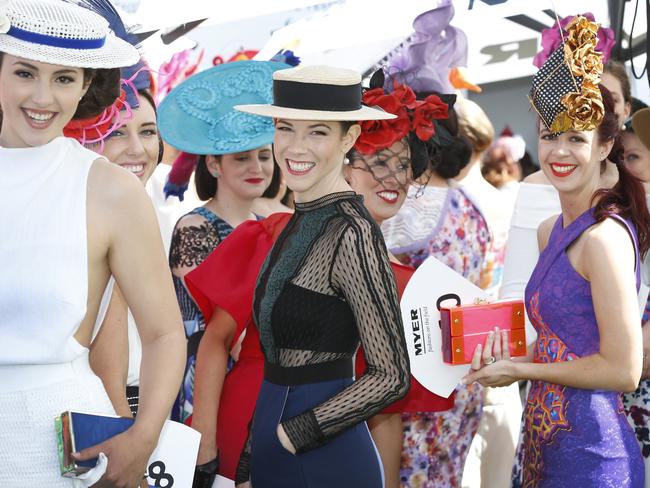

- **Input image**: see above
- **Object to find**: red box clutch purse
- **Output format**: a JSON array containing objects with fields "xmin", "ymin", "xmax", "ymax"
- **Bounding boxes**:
[{"xmin": 439, "ymin": 299, "xmax": 527, "ymax": 364}]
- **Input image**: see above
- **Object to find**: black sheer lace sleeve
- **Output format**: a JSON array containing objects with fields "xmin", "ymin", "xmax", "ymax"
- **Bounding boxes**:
[{"xmin": 280, "ymin": 215, "xmax": 410, "ymax": 453}]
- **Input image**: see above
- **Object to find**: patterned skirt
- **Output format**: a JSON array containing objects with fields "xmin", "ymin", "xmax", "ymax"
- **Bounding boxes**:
[
  {"xmin": 400, "ymin": 382, "xmax": 483, "ymax": 487},
  {"xmin": 513, "ymin": 382, "xmax": 650, "ymax": 487}
]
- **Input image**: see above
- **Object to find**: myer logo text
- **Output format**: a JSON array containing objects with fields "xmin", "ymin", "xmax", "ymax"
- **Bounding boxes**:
[{"xmin": 411, "ymin": 309, "xmax": 424, "ymax": 356}]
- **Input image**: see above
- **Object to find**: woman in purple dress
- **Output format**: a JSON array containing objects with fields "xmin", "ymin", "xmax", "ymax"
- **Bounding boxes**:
[{"xmin": 465, "ymin": 17, "xmax": 648, "ymax": 487}]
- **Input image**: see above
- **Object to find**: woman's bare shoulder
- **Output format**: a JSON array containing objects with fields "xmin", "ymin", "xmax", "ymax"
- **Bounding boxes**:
[
  {"xmin": 523, "ymin": 170, "xmax": 550, "ymax": 185},
  {"xmin": 584, "ymin": 217, "xmax": 635, "ymax": 257},
  {"xmin": 86, "ymin": 159, "xmax": 156, "ymax": 240},
  {"xmin": 87, "ymin": 158, "xmax": 146, "ymax": 206},
  {"xmin": 537, "ymin": 214, "xmax": 560, "ymax": 252}
]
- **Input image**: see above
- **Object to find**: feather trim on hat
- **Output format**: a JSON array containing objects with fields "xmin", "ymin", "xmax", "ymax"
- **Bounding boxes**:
[
  {"xmin": 63, "ymin": 0, "xmax": 150, "ymax": 146},
  {"xmin": 165, "ymin": 152, "xmax": 198, "ymax": 200}
]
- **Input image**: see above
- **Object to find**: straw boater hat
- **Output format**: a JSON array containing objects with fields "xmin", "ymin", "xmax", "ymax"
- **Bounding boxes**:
[
  {"xmin": 0, "ymin": 0, "xmax": 139, "ymax": 69},
  {"xmin": 632, "ymin": 108, "xmax": 650, "ymax": 152},
  {"xmin": 235, "ymin": 65, "xmax": 396, "ymax": 121}
]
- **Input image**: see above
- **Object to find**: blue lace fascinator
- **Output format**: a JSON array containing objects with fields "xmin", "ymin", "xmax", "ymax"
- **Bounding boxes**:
[{"xmin": 158, "ymin": 60, "xmax": 290, "ymax": 155}]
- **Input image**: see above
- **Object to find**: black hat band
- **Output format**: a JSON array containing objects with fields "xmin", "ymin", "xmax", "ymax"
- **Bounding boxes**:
[{"xmin": 273, "ymin": 79, "xmax": 362, "ymax": 112}]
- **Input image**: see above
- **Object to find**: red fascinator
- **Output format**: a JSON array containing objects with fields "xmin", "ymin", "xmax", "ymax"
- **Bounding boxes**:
[
  {"xmin": 355, "ymin": 81, "xmax": 448, "ymax": 155},
  {"xmin": 63, "ymin": 91, "xmax": 129, "ymax": 146}
]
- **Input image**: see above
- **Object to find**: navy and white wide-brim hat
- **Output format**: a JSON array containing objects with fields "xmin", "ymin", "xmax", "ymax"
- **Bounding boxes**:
[
  {"xmin": 236, "ymin": 65, "xmax": 396, "ymax": 121},
  {"xmin": 0, "ymin": 0, "xmax": 139, "ymax": 69},
  {"xmin": 158, "ymin": 60, "xmax": 291, "ymax": 155}
]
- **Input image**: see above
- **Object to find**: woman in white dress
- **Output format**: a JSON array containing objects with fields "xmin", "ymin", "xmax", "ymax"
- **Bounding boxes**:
[{"xmin": 0, "ymin": 1, "xmax": 185, "ymax": 486}]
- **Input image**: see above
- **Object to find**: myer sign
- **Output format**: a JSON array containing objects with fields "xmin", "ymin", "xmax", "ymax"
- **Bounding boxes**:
[{"xmin": 399, "ymin": 257, "xmax": 489, "ymax": 398}]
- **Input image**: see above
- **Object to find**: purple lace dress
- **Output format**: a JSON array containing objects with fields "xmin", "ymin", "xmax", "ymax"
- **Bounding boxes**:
[{"xmin": 522, "ymin": 209, "xmax": 644, "ymax": 487}]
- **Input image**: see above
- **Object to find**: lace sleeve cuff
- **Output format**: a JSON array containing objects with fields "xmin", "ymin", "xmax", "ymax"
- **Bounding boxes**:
[{"xmin": 280, "ymin": 409, "xmax": 325, "ymax": 454}]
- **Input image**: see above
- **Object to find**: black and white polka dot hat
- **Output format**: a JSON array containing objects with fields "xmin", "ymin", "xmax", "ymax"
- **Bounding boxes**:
[
  {"xmin": 529, "ymin": 47, "xmax": 581, "ymax": 133},
  {"xmin": 528, "ymin": 16, "xmax": 605, "ymax": 134}
]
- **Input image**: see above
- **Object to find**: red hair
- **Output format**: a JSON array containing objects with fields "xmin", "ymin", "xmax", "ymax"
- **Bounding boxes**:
[{"xmin": 592, "ymin": 85, "xmax": 650, "ymax": 256}]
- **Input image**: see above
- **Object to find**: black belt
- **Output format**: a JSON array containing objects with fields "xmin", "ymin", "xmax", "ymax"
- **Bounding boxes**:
[
  {"xmin": 126, "ymin": 385, "xmax": 139, "ymax": 417},
  {"xmin": 264, "ymin": 358, "xmax": 353, "ymax": 385}
]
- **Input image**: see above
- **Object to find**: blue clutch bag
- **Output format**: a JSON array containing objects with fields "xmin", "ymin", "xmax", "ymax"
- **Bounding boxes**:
[{"xmin": 55, "ymin": 411, "xmax": 134, "ymax": 477}]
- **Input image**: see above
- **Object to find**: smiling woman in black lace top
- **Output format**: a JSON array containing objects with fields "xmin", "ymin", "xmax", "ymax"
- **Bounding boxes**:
[{"xmin": 234, "ymin": 65, "xmax": 410, "ymax": 487}]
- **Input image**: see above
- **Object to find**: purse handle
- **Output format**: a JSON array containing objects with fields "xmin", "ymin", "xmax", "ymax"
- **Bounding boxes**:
[
  {"xmin": 436, "ymin": 293, "xmax": 461, "ymax": 329},
  {"xmin": 436, "ymin": 293, "xmax": 461, "ymax": 311}
]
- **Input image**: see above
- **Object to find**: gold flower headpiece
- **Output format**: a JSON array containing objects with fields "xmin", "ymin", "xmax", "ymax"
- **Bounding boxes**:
[{"xmin": 529, "ymin": 16, "xmax": 605, "ymax": 134}]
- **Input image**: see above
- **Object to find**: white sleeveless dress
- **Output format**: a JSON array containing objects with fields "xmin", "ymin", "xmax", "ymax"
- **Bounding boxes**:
[{"xmin": 0, "ymin": 137, "xmax": 115, "ymax": 486}]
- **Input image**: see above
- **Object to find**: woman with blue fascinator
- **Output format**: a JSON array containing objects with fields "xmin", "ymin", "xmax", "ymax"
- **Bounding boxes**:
[
  {"xmin": 157, "ymin": 60, "xmax": 290, "ymax": 434},
  {"xmin": 0, "ymin": 0, "xmax": 185, "ymax": 486},
  {"xmin": 233, "ymin": 64, "xmax": 409, "ymax": 487}
]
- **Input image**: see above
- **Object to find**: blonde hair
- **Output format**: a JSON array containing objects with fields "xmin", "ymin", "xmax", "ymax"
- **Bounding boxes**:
[{"xmin": 456, "ymin": 98, "xmax": 494, "ymax": 154}]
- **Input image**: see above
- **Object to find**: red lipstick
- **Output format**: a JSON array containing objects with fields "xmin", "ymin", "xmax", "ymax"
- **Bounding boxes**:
[
  {"xmin": 549, "ymin": 162, "xmax": 578, "ymax": 178},
  {"xmin": 244, "ymin": 178, "xmax": 265, "ymax": 184}
]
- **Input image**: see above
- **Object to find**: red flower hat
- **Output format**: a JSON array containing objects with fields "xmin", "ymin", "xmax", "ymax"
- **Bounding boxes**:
[{"xmin": 355, "ymin": 81, "xmax": 448, "ymax": 154}]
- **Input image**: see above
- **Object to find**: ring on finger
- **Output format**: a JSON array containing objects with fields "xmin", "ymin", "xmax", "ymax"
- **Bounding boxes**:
[{"xmin": 484, "ymin": 355, "xmax": 496, "ymax": 365}]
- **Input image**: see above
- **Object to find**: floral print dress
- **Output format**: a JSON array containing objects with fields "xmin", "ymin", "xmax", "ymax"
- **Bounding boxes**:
[
  {"xmin": 383, "ymin": 183, "xmax": 491, "ymax": 487},
  {"xmin": 623, "ymin": 294, "xmax": 650, "ymax": 483},
  {"xmin": 622, "ymin": 381, "xmax": 650, "ymax": 483}
]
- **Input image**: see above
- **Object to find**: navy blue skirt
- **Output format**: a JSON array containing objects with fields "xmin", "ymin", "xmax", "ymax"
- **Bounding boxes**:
[{"xmin": 250, "ymin": 377, "xmax": 384, "ymax": 487}]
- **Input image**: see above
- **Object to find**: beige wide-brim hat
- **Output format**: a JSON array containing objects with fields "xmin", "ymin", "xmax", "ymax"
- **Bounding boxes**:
[
  {"xmin": 632, "ymin": 108, "xmax": 650, "ymax": 152},
  {"xmin": 235, "ymin": 65, "xmax": 396, "ymax": 121}
]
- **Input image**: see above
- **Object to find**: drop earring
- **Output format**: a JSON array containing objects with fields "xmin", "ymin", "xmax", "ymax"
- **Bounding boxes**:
[{"xmin": 343, "ymin": 157, "xmax": 350, "ymax": 165}]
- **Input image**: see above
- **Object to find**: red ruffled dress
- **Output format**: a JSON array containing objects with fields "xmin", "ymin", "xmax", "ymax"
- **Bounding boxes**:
[
  {"xmin": 185, "ymin": 213, "xmax": 291, "ymax": 480},
  {"xmin": 355, "ymin": 261, "xmax": 455, "ymax": 413}
]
